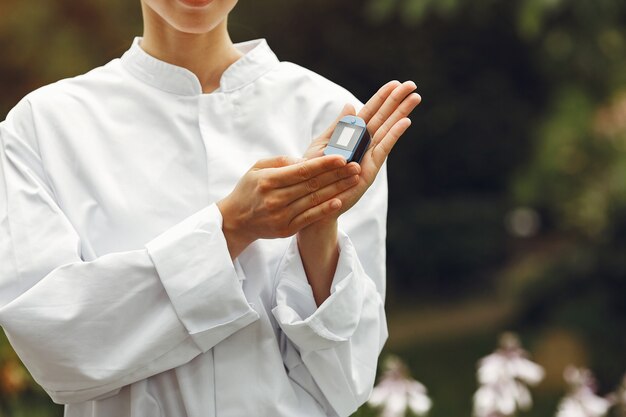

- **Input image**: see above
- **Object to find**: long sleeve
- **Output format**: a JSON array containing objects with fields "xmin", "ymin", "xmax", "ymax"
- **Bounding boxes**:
[
  {"xmin": 271, "ymin": 163, "xmax": 389, "ymax": 417},
  {"xmin": 272, "ymin": 231, "xmax": 388, "ymax": 417},
  {"xmin": 0, "ymin": 100, "xmax": 259, "ymax": 404},
  {"xmin": 269, "ymin": 83, "xmax": 390, "ymax": 416}
]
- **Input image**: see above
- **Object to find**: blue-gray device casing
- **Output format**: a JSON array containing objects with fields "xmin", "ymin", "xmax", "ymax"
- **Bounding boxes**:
[{"xmin": 323, "ymin": 115, "xmax": 371, "ymax": 163}]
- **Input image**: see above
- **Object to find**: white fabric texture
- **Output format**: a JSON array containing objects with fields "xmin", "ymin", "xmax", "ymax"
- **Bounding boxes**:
[{"xmin": 0, "ymin": 37, "xmax": 389, "ymax": 417}]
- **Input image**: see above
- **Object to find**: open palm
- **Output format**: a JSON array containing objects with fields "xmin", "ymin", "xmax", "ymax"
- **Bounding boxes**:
[{"xmin": 303, "ymin": 80, "xmax": 421, "ymax": 216}]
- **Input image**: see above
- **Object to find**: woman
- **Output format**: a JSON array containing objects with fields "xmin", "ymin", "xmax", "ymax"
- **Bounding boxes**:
[{"xmin": 0, "ymin": 0, "xmax": 420, "ymax": 416}]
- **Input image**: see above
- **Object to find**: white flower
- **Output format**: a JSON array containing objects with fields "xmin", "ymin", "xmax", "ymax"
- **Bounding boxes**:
[
  {"xmin": 477, "ymin": 353, "xmax": 544, "ymax": 386},
  {"xmin": 510, "ymin": 356, "xmax": 545, "ymax": 385},
  {"xmin": 555, "ymin": 367, "xmax": 613, "ymax": 417},
  {"xmin": 473, "ymin": 332, "xmax": 545, "ymax": 417},
  {"xmin": 474, "ymin": 379, "xmax": 532, "ymax": 417},
  {"xmin": 557, "ymin": 395, "xmax": 612, "ymax": 417},
  {"xmin": 368, "ymin": 356, "xmax": 432, "ymax": 417}
]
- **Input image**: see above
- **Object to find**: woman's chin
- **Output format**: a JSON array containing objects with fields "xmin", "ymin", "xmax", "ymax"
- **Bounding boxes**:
[
  {"xmin": 171, "ymin": 21, "xmax": 222, "ymax": 35},
  {"xmin": 143, "ymin": 0, "xmax": 237, "ymax": 35}
]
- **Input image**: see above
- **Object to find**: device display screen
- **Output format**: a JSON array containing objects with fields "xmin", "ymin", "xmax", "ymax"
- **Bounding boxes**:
[
  {"xmin": 336, "ymin": 126, "xmax": 356, "ymax": 147},
  {"xmin": 330, "ymin": 123, "xmax": 362, "ymax": 151},
  {"xmin": 324, "ymin": 115, "xmax": 371, "ymax": 163}
]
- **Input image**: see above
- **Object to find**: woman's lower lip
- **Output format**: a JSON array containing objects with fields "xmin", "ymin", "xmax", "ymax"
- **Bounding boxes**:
[{"xmin": 178, "ymin": 0, "xmax": 214, "ymax": 7}]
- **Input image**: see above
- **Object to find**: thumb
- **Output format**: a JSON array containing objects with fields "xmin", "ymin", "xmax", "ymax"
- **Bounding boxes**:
[
  {"xmin": 253, "ymin": 155, "xmax": 304, "ymax": 169},
  {"xmin": 320, "ymin": 103, "xmax": 357, "ymax": 139}
]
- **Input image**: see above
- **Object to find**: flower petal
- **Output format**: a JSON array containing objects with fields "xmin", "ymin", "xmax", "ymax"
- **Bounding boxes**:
[
  {"xmin": 408, "ymin": 389, "xmax": 432, "ymax": 415},
  {"xmin": 512, "ymin": 357, "xmax": 545, "ymax": 385}
]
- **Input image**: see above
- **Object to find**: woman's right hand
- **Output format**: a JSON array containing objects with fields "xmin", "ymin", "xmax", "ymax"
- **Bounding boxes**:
[{"xmin": 217, "ymin": 155, "xmax": 361, "ymax": 259}]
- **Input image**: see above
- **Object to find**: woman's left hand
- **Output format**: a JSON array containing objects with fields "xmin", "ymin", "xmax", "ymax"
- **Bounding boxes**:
[
  {"xmin": 297, "ymin": 81, "xmax": 420, "ymax": 306},
  {"xmin": 303, "ymin": 80, "xmax": 421, "ymax": 218}
]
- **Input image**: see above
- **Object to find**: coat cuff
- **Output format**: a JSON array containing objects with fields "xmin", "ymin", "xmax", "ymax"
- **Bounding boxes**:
[
  {"xmin": 271, "ymin": 229, "xmax": 366, "ymax": 352},
  {"xmin": 145, "ymin": 203, "xmax": 259, "ymax": 352}
]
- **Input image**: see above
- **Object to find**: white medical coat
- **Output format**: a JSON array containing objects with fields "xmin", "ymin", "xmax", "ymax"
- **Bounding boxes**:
[{"xmin": 0, "ymin": 38, "xmax": 388, "ymax": 417}]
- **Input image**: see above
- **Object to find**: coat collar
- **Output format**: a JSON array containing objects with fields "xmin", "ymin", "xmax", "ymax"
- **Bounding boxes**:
[{"xmin": 121, "ymin": 37, "xmax": 279, "ymax": 96}]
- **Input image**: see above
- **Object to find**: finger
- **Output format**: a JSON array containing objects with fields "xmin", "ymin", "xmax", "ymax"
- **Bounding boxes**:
[
  {"xmin": 321, "ymin": 119, "xmax": 411, "ymax": 212},
  {"xmin": 288, "ymin": 198, "xmax": 343, "ymax": 232},
  {"xmin": 366, "ymin": 81, "xmax": 417, "ymax": 138},
  {"xmin": 372, "ymin": 92, "xmax": 421, "ymax": 144},
  {"xmin": 318, "ymin": 103, "xmax": 357, "ymax": 140},
  {"xmin": 358, "ymin": 80, "xmax": 401, "ymax": 124},
  {"xmin": 276, "ymin": 162, "xmax": 361, "ymax": 203},
  {"xmin": 254, "ymin": 155, "xmax": 304, "ymax": 169},
  {"xmin": 370, "ymin": 117, "xmax": 412, "ymax": 168},
  {"xmin": 288, "ymin": 173, "xmax": 360, "ymax": 217},
  {"xmin": 266, "ymin": 155, "xmax": 347, "ymax": 187}
]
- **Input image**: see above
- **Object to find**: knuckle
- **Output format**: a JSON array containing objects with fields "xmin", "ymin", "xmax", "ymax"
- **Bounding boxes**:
[
  {"xmin": 400, "ymin": 97, "xmax": 414, "ymax": 112},
  {"xmin": 344, "ymin": 175, "xmax": 358, "ymax": 187},
  {"xmin": 257, "ymin": 177, "xmax": 274, "ymax": 192},
  {"xmin": 301, "ymin": 212, "xmax": 312, "ymax": 226},
  {"xmin": 309, "ymin": 191, "xmax": 321, "ymax": 206},
  {"xmin": 297, "ymin": 164, "xmax": 310, "ymax": 180},
  {"xmin": 375, "ymin": 89, "xmax": 387, "ymax": 102},
  {"xmin": 306, "ymin": 177, "xmax": 320, "ymax": 192},
  {"xmin": 390, "ymin": 91, "xmax": 403, "ymax": 104},
  {"xmin": 264, "ymin": 197, "xmax": 280, "ymax": 211}
]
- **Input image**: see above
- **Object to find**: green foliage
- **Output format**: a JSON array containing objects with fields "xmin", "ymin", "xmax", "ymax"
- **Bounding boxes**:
[
  {"xmin": 0, "ymin": 0, "xmax": 141, "ymax": 116},
  {"xmin": 1, "ymin": 0, "xmax": 626, "ymax": 415}
]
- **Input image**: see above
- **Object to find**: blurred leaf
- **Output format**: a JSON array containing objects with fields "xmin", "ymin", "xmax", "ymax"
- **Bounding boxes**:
[
  {"xmin": 365, "ymin": 0, "xmax": 399, "ymax": 24},
  {"xmin": 400, "ymin": 0, "xmax": 435, "ymax": 25}
]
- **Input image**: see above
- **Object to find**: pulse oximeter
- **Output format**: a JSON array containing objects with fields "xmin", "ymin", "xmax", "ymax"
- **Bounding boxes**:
[{"xmin": 324, "ymin": 115, "xmax": 371, "ymax": 163}]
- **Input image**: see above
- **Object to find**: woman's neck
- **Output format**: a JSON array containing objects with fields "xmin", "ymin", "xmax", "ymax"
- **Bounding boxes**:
[{"xmin": 140, "ymin": 5, "xmax": 243, "ymax": 93}]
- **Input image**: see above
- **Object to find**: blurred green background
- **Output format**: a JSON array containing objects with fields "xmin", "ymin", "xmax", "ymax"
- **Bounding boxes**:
[{"xmin": 1, "ymin": 0, "xmax": 626, "ymax": 416}]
